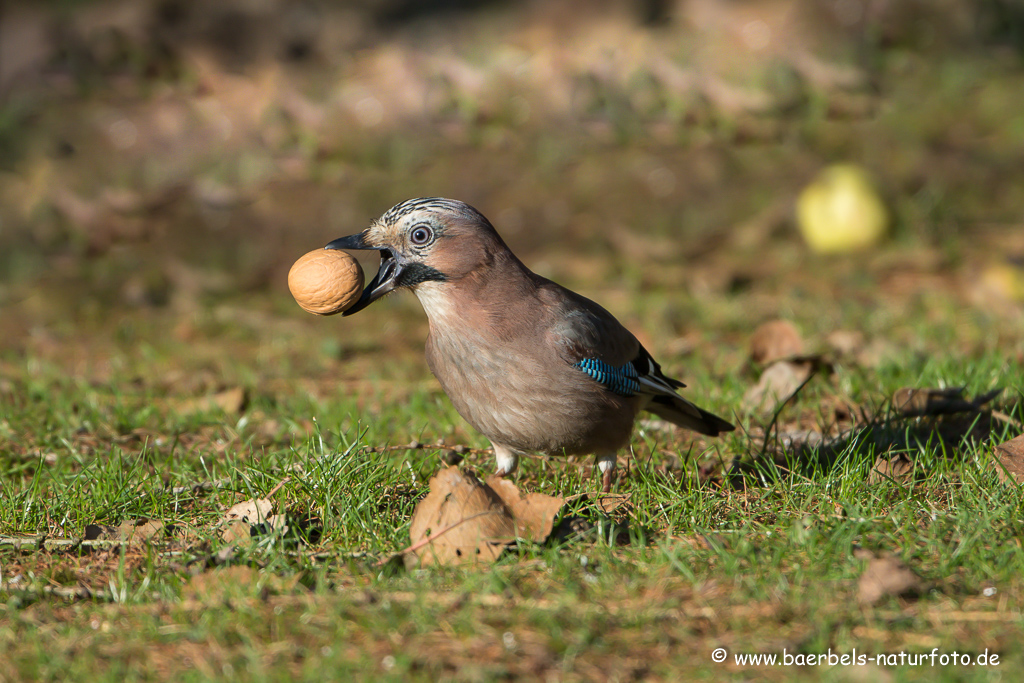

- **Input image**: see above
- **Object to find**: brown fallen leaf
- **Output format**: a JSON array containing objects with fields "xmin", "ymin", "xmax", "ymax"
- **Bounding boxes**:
[
  {"xmin": 486, "ymin": 476, "xmax": 565, "ymax": 541},
  {"xmin": 216, "ymin": 480, "xmax": 289, "ymax": 543},
  {"xmin": 266, "ymin": 514, "xmax": 289, "ymax": 533},
  {"xmin": 171, "ymin": 387, "xmax": 248, "ymax": 416},
  {"xmin": 825, "ymin": 330, "xmax": 865, "ymax": 358},
  {"xmin": 219, "ymin": 497, "xmax": 274, "ymax": 543},
  {"xmin": 993, "ymin": 434, "xmax": 1024, "ymax": 484},
  {"xmin": 118, "ymin": 518, "xmax": 166, "ymax": 545},
  {"xmin": 404, "ymin": 467, "xmax": 564, "ymax": 568},
  {"xmin": 222, "ymin": 497, "xmax": 273, "ymax": 524},
  {"xmin": 868, "ymin": 454, "xmax": 915, "ymax": 485},
  {"xmin": 743, "ymin": 360, "xmax": 816, "ymax": 413},
  {"xmin": 858, "ymin": 554, "xmax": 922, "ymax": 605},
  {"xmin": 220, "ymin": 520, "xmax": 255, "ymax": 544},
  {"xmin": 406, "ymin": 468, "xmax": 516, "ymax": 567},
  {"xmin": 750, "ymin": 320, "xmax": 804, "ymax": 365}
]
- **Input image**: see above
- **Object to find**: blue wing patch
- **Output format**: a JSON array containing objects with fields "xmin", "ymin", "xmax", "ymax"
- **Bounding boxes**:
[{"xmin": 573, "ymin": 358, "xmax": 641, "ymax": 397}]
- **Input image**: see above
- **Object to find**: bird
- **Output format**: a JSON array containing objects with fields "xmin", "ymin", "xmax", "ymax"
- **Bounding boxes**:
[{"xmin": 326, "ymin": 198, "xmax": 734, "ymax": 492}]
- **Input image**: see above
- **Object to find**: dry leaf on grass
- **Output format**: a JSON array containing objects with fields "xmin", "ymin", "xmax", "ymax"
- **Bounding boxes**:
[
  {"xmin": 486, "ymin": 475, "xmax": 565, "ymax": 541},
  {"xmin": 219, "ymin": 520, "xmax": 255, "ymax": 544},
  {"xmin": 406, "ymin": 468, "xmax": 515, "ymax": 567},
  {"xmin": 868, "ymin": 454, "xmax": 915, "ymax": 485},
  {"xmin": 993, "ymin": 434, "xmax": 1024, "ymax": 484},
  {"xmin": 858, "ymin": 554, "xmax": 922, "ymax": 605},
  {"xmin": 750, "ymin": 320, "xmax": 804, "ymax": 365},
  {"xmin": 743, "ymin": 360, "xmax": 816, "ymax": 413},
  {"xmin": 219, "ymin": 497, "xmax": 273, "ymax": 543},
  {"xmin": 213, "ymin": 479, "xmax": 297, "ymax": 545},
  {"xmin": 593, "ymin": 494, "xmax": 631, "ymax": 516},
  {"xmin": 223, "ymin": 497, "xmax": 273, "ymax": 524},
  {"xmin": 825, "ymin": 330, "xmax": 865, "ymax": 358},
  {"xmin": 170, "ymin": 387, "xmax": 247, "ymax": 416},
  {"xmin": 403, "ymin": 467, "xmax": 563, "ymax": 568},
  {"xmin": 120, "ymin": 518, "xmax": 166, "ymax": 544}
]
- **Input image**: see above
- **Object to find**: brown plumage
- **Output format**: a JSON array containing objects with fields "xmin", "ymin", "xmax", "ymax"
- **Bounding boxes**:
[{"xmin": 327, "ymin": 198, "xmax": 734, "ymax": 491}]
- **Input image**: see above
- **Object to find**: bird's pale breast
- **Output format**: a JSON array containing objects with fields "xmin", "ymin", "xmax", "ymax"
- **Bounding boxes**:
[{"xmin": 424, "ymin": 325, "xmax": 640, "ymax": 455}]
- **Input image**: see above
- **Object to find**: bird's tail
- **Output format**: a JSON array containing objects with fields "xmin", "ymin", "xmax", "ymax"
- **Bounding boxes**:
[{"xmin": 645, "ymin": 394, "xmax": 735, "ymax": 436}]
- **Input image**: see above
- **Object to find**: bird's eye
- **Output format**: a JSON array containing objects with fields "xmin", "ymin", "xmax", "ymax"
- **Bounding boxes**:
[{"xmin": 410, "ymin": 225, "xmax": 433, "ymax": 245}]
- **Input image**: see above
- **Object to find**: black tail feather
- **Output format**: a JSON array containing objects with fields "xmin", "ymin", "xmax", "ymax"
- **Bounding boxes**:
[{"xmin": 646, "ymin": 394, "xmax": 735, "ymax": 436}]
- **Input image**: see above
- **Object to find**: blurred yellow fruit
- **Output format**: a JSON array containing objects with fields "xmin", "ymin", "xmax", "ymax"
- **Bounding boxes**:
[
  {"xmin": 980, "ymin": 262, "xmax": 1024, "ymax": 302},
  {"xmin": 796, "ymin": 164, "xmax": 888, "ymax": 253}
]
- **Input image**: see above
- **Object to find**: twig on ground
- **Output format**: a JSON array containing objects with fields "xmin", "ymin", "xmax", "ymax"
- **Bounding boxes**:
[
  {"xmin": 992, "ymin": 410, "xmax": 1023, "ymax": 430},
  {"xmin": 363, "ymin": 441, "xmax": 491, "ymax": 455}
]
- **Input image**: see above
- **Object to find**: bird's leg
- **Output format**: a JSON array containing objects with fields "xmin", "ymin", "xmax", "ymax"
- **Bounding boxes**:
[
  {"xmin": 492, "ymin": 443, "xmax": 520, "ymax": 478},
  {"xmin": 596, "ymin": 453, "xmax": 617, "ymax": 493}
]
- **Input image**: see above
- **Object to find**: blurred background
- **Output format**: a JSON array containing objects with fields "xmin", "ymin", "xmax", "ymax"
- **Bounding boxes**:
[{"xmin": 1, "ymin": 0, "xmax": 1023, "ymax": 381}]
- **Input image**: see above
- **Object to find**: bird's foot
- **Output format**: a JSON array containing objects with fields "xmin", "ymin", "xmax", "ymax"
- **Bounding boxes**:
[
  {"xmin": 597, "ymin": 453, "xmax": 617, "ymax": 494},
  {"xmin": 492, "ymin": 444, "xmax": 519, "ymax": 479}
]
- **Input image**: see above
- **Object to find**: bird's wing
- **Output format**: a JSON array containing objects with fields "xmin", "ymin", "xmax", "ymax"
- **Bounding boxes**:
[
  {"xmin": 541, "ymin": 282, "xmax": 734, "ymax": 436},
  {"xmin": 542, "ymin": 284, "xmax": 684, "ymax": 399}
]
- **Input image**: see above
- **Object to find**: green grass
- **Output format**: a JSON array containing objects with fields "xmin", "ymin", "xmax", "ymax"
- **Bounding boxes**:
[
  {"xmin": 2, "ymin": 5, "xmax": 1024, "ymax": 677},
  {"xmin": 1, "ymin": 298, "xmax": 1022, "ymax": 681}
]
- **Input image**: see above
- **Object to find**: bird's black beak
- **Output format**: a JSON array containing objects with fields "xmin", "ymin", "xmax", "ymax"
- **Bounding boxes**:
[{"xmin": 325, "ymin": 232, "xmax": 402, "ymax": 316}]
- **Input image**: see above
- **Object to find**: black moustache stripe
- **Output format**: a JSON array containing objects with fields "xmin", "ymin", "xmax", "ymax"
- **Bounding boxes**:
[{"xmin": 397, "ymin": 263, "xmax": 448, "ymax": 287}]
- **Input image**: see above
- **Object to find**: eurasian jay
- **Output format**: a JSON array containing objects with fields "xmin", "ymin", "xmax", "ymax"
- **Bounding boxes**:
[{"xmin": 326, "ymin": 198, "xmax": 734, "ymax": 492}]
